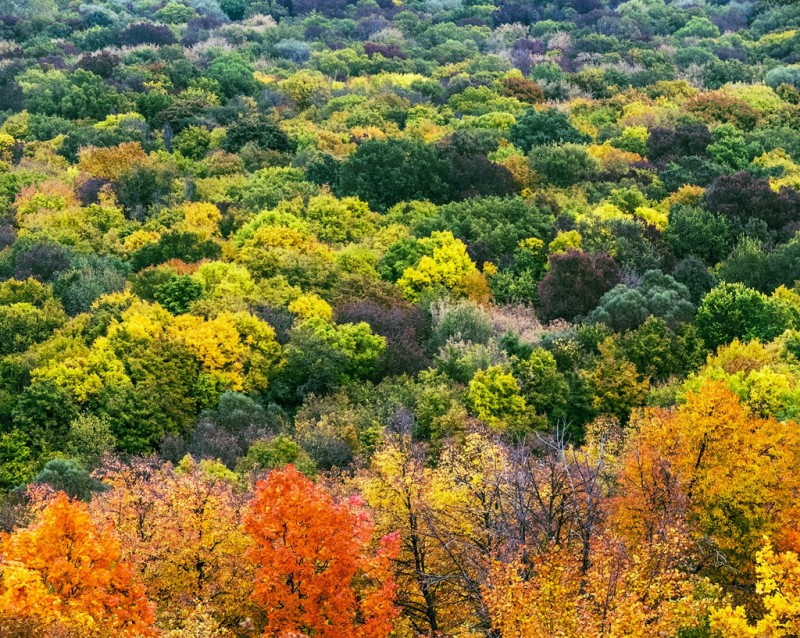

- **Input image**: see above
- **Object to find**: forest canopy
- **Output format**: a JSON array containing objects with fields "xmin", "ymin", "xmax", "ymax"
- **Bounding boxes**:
[{"xmin": 2, "ymin": 0, "xmax": 800, "ymax": 635}]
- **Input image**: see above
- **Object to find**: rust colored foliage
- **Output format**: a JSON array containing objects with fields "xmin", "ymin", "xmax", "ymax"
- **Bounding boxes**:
[
  {"xmin": 244, "ymin": 465, "xmax": 400, "ymax": 638},
  {"xmin": 0, "ymin": 492, "xmax": 155, "ymax": 637}
]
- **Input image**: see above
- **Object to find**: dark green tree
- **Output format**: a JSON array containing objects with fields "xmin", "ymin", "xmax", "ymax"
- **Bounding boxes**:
[{"xmin": 336, "ymin": 139, "xmax": 451, "ymax": 211}]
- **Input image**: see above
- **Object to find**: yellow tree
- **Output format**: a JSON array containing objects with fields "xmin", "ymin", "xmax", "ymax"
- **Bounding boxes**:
[
  {"xmin": 711, "ymin": 540, "xmax": 800, "ymax": 637},
  {"xmin": 484, "ymin": 526, "xmax": 716, "ymax": 638},
  {"xmin": 397, "ymin": 231, "xmax": 479, "ymax": 301},
  {"xmin": 363, "ymin": 431, "xmax": 515, "ymax": 635},
  {"xmin": 92, "ymin": 456, "xmax": 255, "ymax": 632},
  {"xmin": 360, "ymin": 434, "xmax": 457, "ymax": 635},
  {"xmin": 615, "ymin": 381, "xmax": 800, "ymax": 607}
]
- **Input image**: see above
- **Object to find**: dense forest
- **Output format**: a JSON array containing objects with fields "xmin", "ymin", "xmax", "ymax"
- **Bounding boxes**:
[{"xmin": 1, "ymin": 0, "xmax": 800, "ymax": 635}]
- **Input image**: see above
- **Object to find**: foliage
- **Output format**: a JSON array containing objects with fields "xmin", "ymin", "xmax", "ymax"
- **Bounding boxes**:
[
  {"xmin": 244, "ymin": 465, "xmax": 399, "ymax": 638},
  {"xmin": 0, "ymin": 493, "xmax": 155, "ymax": 636},
  {"xmin": 2, "ymin": 0, "xmax": 800, "ymax": 634},
  {"xmin": 538, "ymin": 249, "xmax": 621, "ymax": 322}
]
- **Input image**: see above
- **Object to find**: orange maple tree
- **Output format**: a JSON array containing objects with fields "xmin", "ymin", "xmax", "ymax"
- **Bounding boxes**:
[
  {"xmin": 0, "ymin": 492, "xmax": 155, "ymax": 637},
  {"xmin": 244, "ymin": 464, "xmax": 400, "ymax": 638}
]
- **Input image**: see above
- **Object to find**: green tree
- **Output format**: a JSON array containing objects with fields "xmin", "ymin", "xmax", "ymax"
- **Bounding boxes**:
[
  {"xmin": 664, "ymin": 206, "xmax": 732, "ymax": 265},
  {"xmin": 467, "ymin": 365, "xmax": 533, "ymax": 433},
  {"xmin": 0, "ymin": 431, "xmax": 34, "ymax": 493},
  {"xmin": 337, "ymin": 139, "xmax": 451, "ymax": 211},
  {"xmin": 512, "ymin": 349, "xmax": 570, "ymax": 422},
  {"xmin": 32, "ymin": 458, "xmax": 105, "ymax": 502},
  {"xmin": 65, "ymin": 414, "xmax": 117, "ymax": 467},
  {"xmin": 695, "ymin": 283, "xmax": 791, "ymax": 349},
  {"xmin": 509, "ymin": 108, "xmax": 589, "ymax": 152},
  {"xmin": 582, "ymin": 338, "xmax": 649, "ymax": 422},
  {"xmin": 154, "ymin": 275, "xmax": 204, "ymax": 314},
  {"xmin": 206, "ymin": 52, "xmax": 258, "ymax": 99},
  {"xmin": 529, "ymin": 144, "xmax": 599, "ymax": 187},
  {"xmin": 236, "ymin": 434, "xmax": 316, "ymax": 476}
]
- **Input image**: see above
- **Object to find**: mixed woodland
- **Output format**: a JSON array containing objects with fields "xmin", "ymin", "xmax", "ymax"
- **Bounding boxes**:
[{"xmin": 2, "ymin": 0, "xmax": 800, "ymax": 635}]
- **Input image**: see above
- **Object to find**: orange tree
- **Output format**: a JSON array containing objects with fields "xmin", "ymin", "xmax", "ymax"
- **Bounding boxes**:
[
  {"xmin": 0, "ymin": 492, "xmax": 155, "ymax": 637},
  {"xmin": 244, "ymin": 464, "xmax": 399, "ymax": 638}
]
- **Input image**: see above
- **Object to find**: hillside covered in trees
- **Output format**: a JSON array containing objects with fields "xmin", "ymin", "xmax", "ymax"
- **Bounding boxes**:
[{"xmin": 2, "ymin": 0, "xmax": 800, "ymax": 635}]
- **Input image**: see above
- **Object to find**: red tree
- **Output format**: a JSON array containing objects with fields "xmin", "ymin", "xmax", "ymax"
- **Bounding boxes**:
[{"xmin": 244, "ymin": 465, "xmax": 399, "ymax": 638}]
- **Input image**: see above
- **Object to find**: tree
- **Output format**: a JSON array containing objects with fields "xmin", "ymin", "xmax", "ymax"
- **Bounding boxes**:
[
  {"xmin": 18, "ymin": 69, "xmax": 121, "ymax": 120},
  {"xmin": 711, "ymin": 540, "xmax": 800, "ymax": 637},
  {"xmin": 582, "ymin": 338, "xmax": 649, "ymax": 422},
  {"xmin": 360, "ymin": 436, "xmax": 446, "ymax": 634},
  {"xmin": 0, "ymin": 431, "xmax": 35, "ymax": 493},
  {"xmin": 695, "ymin": 282, "xmax": 790, "ymax": 349},
  {"xmin": 244, "ymin": 465, "xmax": 399, "ymax": 638},
  {"xmin": 620, "ymin": 382, "xmax": 800, "ymax": 601},
  {"xmin": 467, "ymin": 365, "xmax": 532, "ymax": 433},
  {"xmin": 154, "ymin": 274, "xmax": 204, "ymax": 314},
  {"xmin": 587, "ymin": 270, "xmax": 695, "ymax": 331},
  {"xmin": 65, "ymin": 414, "xmax": 117, "ymax": 467},
  {"xmin": 206, "ymin": 52, "xmax": 257, "ymax": 99},
  {"xmin": 412, "ymin": 195, "xmax": 554, "ymax": 265},
  {"xmin": 222, "ymin": 113, "xmax": 295, "ymax": 154},
  {"xmin": 396, "ymin": 231, "xmax": 479, "ymax": 302},
  {"xmin": 337, "ymin": 139, "xmax": 451, "ymax": 211},
  {"xmin": 664, "ymin": 205, "xmax": 731, "ymax": 265},
  {"xmin": 509, "ymin": 108, "xmax": 589, "ymax": 152},
  {"xmin": 484, "ymin": 528, "xmax": 716, "ymax": 638},
  {"xmin": 500, "ymin": 77, "xmax": 545, "ymax": 104},
  {"xmin": 93, "ymin": 457, "xmax": 255, "ymax": 631},
  {"xmin": 236, "ymin": 434, "xmax": 316, "ymax": 476},
  {"xmin": 538, "ymin": 249, "xmax": 621, "ymax": 322},
  {"xmin": 119, "ymin": 21, "xmax": 176, "ymax": 46},
  {"xmin": 706, "ymin": 172, "xmax": 800, "ymax": 231},
  {"xmin": 0, "ymin": 300, "xmax": 65, "ymax": 356},
  {"xmin": 273, "ymin": 317, "xmax": 386, "ymax": 404},
  {"xmin": 0, "ymin": 493, "xmax": 155, "ymax": 636},
  {"xmin": 513, "ymin": 348, "xmax": 571, "ymax": 422},
  {"xmin": 174, "ymin": 125, "xmax": 212, "ymax": 159},
  {"xmin": 647, "ymin": 123, "xmax": 713, "ymax": 164},
  {"xmin": 32, "ymin": 459, "xmax": 105, "ymax": 502},
  {"xmin": 530, "ymin": 144, "xmax": 599, "ymax": 187}
]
